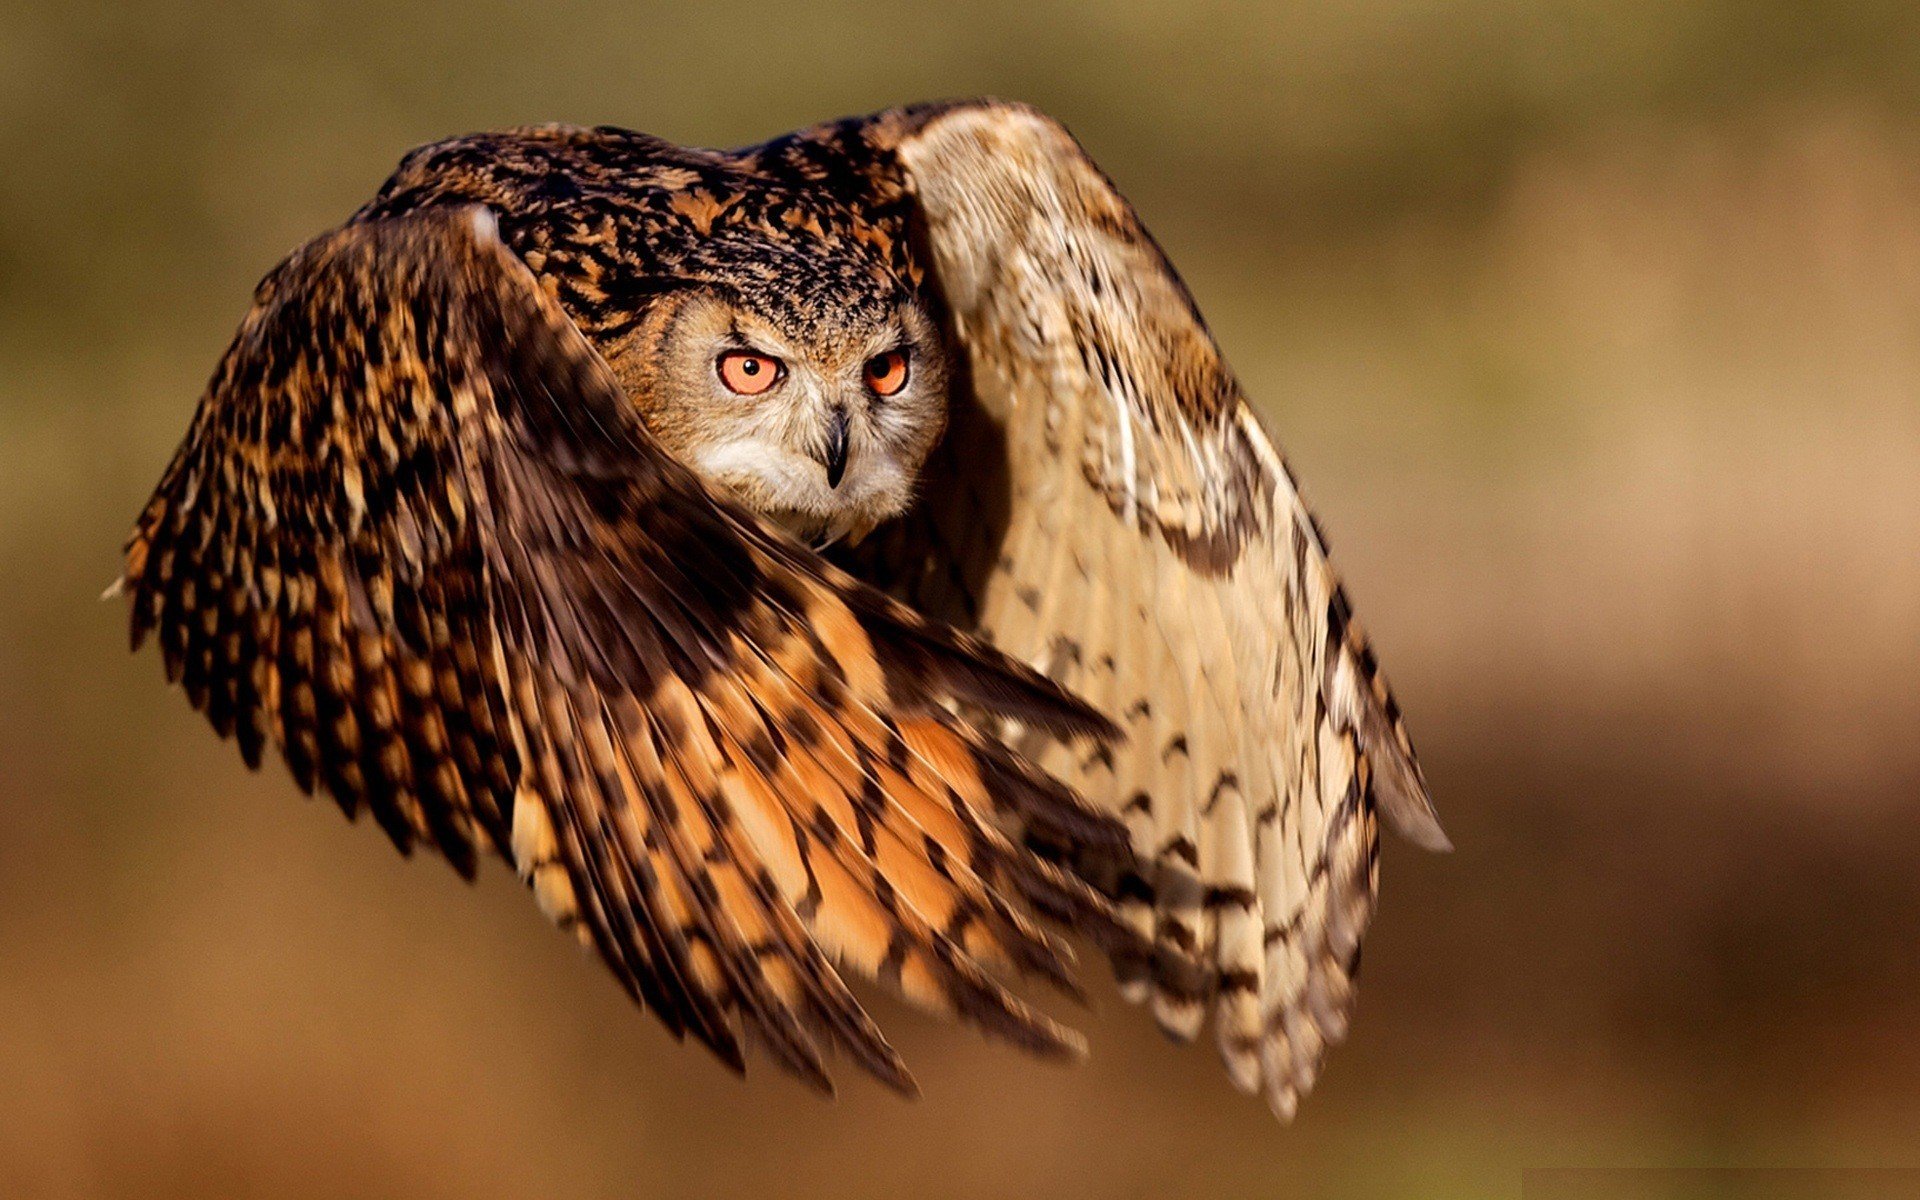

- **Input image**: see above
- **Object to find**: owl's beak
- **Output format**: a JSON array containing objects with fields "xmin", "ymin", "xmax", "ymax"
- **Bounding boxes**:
[{"xmin": 821, "ymin": 406, "xmax": 850, "ymax": 489}]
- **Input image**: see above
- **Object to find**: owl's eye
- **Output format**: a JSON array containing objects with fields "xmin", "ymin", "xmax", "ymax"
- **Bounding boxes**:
[
  {"xmin": 717, "ymin": 351, "xmax": 783, "ymax": 395},
  {"xmin": 863, "ymin": 349, "xmax": 910, "ymax": 397}
]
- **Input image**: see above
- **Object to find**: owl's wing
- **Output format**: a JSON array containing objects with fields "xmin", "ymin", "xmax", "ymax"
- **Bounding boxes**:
[
  {"xmin": 826, "ymin": 101, "xmax": 1450, "ymax": 1119},
  {"xmin": 118, "ymin": 205, "xmax": 1166, "ymax": 1095}
]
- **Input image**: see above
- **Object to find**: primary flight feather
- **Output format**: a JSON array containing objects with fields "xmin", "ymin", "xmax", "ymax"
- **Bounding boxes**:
[{"xmin": 117, "ymin": 99, "xmax": 1446, "ymax": 1120}]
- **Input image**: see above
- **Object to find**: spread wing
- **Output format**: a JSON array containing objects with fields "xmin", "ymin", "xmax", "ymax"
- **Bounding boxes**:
[
  {"xmin": 117, "ymin": 205, "xmax": 1164, "ymax": 1094},
  {"xmin": 824, "ymin": 101, "xmax": 1450, "ymax": 1119}
]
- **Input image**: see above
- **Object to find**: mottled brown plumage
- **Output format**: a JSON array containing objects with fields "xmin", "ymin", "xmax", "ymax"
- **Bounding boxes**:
[{"xmin": 118, "ymin": 99, "xmax": 1445, "ymax": 1120}]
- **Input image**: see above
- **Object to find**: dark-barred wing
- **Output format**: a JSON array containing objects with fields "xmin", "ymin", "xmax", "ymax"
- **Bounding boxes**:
[
  {"xmin": 118, "ymin": 205, "xmax": 1159, "ymax": 1094},
  {"xmin": 823, "ymin": 101, "xmax": 1450, "ymax": 1119}
]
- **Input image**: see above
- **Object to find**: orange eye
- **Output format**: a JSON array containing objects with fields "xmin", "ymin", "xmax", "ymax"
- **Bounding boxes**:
[
  {"xmin": 717, "ymin": 351, "xmax": 782, "ymax": 395},
  {"xmin": 863, "ymin": 349, "xmax": 910, "ymax": 397}
]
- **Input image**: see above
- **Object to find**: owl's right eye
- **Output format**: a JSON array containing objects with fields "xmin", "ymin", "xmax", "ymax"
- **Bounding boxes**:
[{"xmin": 716, "ymin": 351, "xmax": 784, "ymax": 396}]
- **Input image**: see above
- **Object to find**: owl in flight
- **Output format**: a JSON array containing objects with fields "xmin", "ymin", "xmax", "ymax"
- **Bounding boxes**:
[{"xmin": 117, "ymin": 100, "xmax": 1448, "ymax": 1121}]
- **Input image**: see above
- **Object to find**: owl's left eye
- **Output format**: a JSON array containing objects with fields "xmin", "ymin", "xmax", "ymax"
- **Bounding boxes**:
[
  {"xmin": 717, "ymin": 351, "xmax": 784, "ymax": 395},
  {"xmin": 863, "ymin": 349, "xmax": 910, "ymax": 397}
]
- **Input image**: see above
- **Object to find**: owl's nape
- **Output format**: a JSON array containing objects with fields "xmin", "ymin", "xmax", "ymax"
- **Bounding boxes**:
[{"xmin": 120, "ymin": 99, "xmax": 1444, "ymax": 1124}]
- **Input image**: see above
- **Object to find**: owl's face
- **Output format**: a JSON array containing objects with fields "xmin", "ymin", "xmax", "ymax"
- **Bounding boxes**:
[{"xmin": 613, "ymin": 286, "xmax": 948, "ymax": 545}]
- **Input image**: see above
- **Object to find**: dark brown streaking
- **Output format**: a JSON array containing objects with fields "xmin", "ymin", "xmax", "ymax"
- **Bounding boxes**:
[{"xmin": 119, "ymin": 205, "xmax": 1145, "ymax": 1097}]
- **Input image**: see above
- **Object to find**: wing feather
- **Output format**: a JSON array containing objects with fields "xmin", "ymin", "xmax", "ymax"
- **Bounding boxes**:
[
  {"xmin": 119, "ymin": 204, "xmax": 1154, "ymax": 1094},
  {"xmin": 827, "ymin": 99, "xmax": 1449, "ymax": 1118}
]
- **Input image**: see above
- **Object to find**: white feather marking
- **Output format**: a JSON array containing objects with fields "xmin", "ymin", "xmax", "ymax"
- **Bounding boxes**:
[
  {"xmin": 466, "ymin": 204, "xmax": 501, "ymax": 243},
  {"xmin": 1110, "ymin": 384, "xmax": 1138, "ymax": 525}
]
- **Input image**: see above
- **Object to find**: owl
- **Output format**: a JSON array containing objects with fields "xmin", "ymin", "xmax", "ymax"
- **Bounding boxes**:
[{"xmin": 115, "ymin": 100, "xmax": 1448, "ymax": 1122}]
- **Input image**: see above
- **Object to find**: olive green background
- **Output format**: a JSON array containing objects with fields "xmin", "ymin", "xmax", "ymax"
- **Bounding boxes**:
[{"xmin": 3, "ymin": 2, "xmax": 1918, "ymax": 1197}]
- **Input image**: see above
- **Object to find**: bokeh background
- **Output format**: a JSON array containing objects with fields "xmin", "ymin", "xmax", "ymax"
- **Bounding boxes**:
[{"xmin": 4, "ymin": 2, "xmax": 1918, "ymax": 1197}]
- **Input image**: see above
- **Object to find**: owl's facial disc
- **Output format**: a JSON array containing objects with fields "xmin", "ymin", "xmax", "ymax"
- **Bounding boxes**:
[{"xmin": 618, "ymin": 288, "xmax": 949, "ymax": 545}]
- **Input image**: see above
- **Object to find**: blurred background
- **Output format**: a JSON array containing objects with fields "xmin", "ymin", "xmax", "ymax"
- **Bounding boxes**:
[{"xmin": 3, "ymin": 2, "xmax": 1918, "ymax": 1196}]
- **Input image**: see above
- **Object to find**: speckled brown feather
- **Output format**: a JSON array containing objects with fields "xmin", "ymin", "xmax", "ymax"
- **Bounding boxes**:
[
  {"xmin": 824, "ymin": 101, "xmax": 1450, "ymax": 1120},
  {"xmin": 118, "ymin": 204, "xmax": 1152, "ymax": 1095},
  {"xmin": 350, "ymin": 122, "xmax": 927, "ymax": 364}
]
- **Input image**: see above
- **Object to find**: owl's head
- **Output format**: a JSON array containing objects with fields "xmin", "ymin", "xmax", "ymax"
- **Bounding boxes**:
[
  {"xmin": 591, "ymin": 208, "xmax": 944, "ymax": 545},
  {"xmin": 612, "ymin": 279, "xmax": 947, "ymax": 545}
]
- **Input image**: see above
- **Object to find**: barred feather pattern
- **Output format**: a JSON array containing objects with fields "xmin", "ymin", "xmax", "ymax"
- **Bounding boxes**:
[
  {"xmin": 117, "ymin": 205, "xmax": 1160, "ymax": 1095},
  {"xmin": 837, "ymin": 102, "xmax": 1449, "ymax": 1120}
]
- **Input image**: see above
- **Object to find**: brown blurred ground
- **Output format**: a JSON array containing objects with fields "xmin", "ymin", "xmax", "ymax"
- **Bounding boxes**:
[{"xmin": 3, "ymin": 3, "xmax": 1918, "ymax": 1197}]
